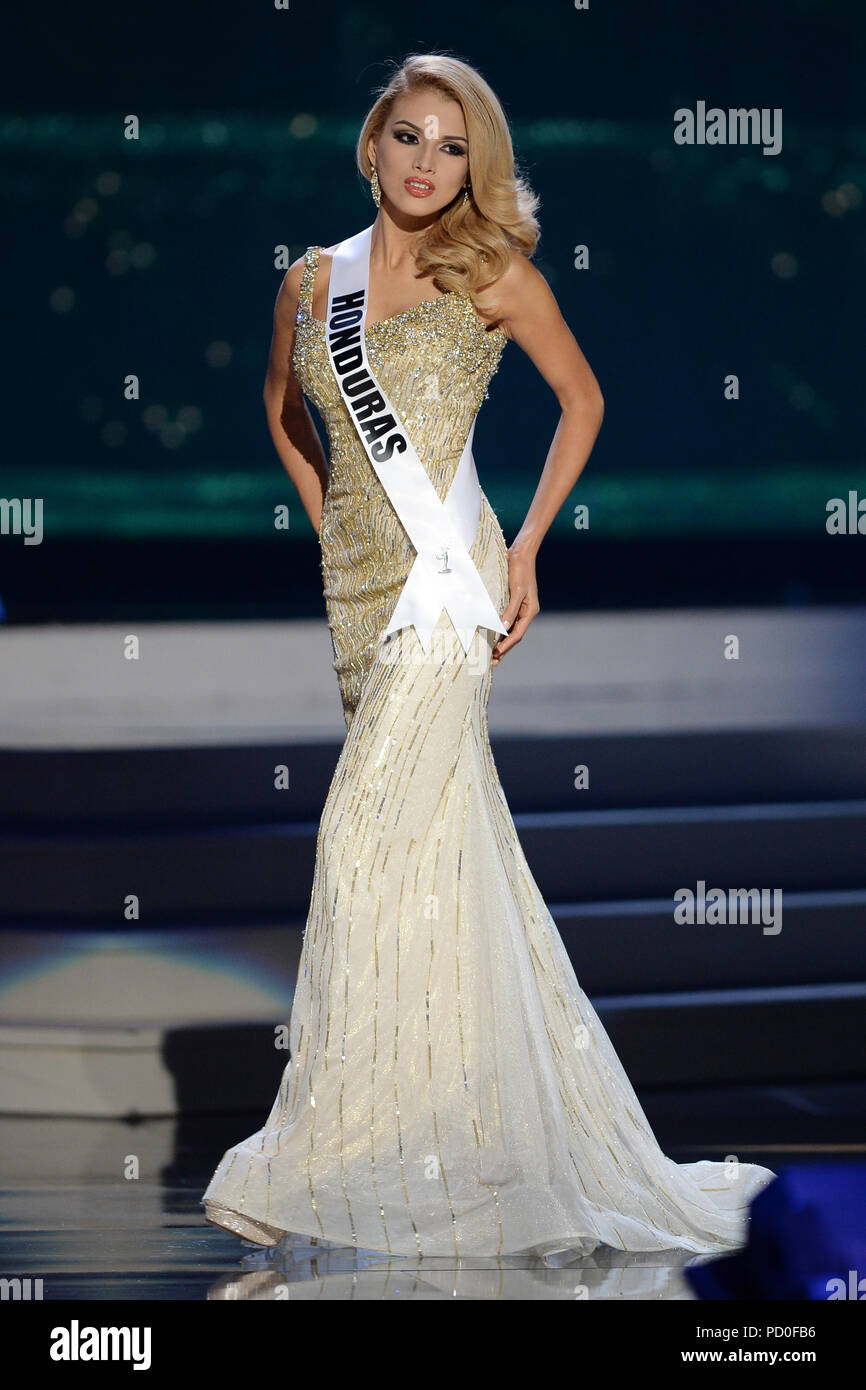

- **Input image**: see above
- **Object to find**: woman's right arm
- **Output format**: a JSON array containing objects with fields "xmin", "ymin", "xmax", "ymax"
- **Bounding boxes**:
[{"xmin": 263, "ymin": 257, "xmax": 330, "ymax": 536}]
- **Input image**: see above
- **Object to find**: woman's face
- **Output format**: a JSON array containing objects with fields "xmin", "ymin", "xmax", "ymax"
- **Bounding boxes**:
[{"xmin": 368, "ymin": 89, "xmax": 469, "ymax": 219}]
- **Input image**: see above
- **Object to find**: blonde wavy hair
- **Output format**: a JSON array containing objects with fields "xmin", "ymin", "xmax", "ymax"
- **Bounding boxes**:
[{"xmin": 355, "ymin": 52, "xmax": 540, "ymax": 320}]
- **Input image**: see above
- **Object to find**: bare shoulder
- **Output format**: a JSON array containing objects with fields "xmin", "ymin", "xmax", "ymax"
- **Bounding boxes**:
[
  {"xmin": 494, "ymin": 249, "xmax": 554, "ymax": 317},
  {"xmin": 477, "ymin": 248, "xmax": 552, "ymax": 339},
  {"xmin": 494, "ymin": 246, "xmax": 539, "ymax": 290}
]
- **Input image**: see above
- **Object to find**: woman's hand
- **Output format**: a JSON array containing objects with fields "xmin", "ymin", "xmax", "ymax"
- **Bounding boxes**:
[{"xmin": 492, "ymin": 543, "xmax": 540, "ymax": 666}]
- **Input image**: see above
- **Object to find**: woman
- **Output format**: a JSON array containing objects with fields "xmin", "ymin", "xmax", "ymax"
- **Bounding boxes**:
[{"xmin": 202, "ymin": 52, "xmax": 775, "ymax": 1262}]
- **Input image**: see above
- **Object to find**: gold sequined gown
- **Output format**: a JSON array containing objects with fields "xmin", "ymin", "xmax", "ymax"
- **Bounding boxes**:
[{"xmin": 202, "ymin": 244, "xmax": 776, "ymax": 1261}]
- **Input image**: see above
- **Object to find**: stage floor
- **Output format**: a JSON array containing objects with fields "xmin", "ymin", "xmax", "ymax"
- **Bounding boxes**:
[
  {"xmin": 2, "ymin": 1079, "xmax": 863, "ymax": 1300},
  {"xmin": 2, "ymin": 606, "xmax": 866, "ymax": 746}
]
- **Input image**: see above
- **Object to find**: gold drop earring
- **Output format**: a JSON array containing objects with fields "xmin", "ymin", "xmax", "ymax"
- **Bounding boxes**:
[
  {"xmin": 463, "ymin": 183, "xmax": 471, "ymax": 206},
  {"xmin": 371, "ymin": 165, "xmax": 381, "ymax": 207}
]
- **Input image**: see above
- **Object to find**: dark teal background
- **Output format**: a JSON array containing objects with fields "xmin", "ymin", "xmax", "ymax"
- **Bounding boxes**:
[{"xmin": 2, "ymin": 0, "xmax": 864, "ymax": 616}]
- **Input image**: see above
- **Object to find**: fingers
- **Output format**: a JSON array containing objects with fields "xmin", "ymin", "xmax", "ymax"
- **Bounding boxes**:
[
  {"xmin": 491, "ymin": 608, "xmax": 537, "ymax": 665},
  {"xmin": 494, "ymin": 553, "xmax": 540, "ymax": 666},
  {"xmin": 499, "ymin": 595, "xmax": 523, "ymax": 630},
  {"xmin": 494, "ymin": 619, "xmax": 528, "ymax": 655}
]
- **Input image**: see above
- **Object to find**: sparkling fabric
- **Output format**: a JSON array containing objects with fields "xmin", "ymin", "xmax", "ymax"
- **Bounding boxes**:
[
  {"xmin": 202, "ymin": 246, "xmax": 777, "ymax": 1260},
  {"xmin": 293, "ymin": 245, "xmax": 509, "ymax": 726}
]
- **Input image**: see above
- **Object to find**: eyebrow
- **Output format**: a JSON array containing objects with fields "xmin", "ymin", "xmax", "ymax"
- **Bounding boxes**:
[{"xmin": 392, "ymin": 118, "xmax": 468, "ymax": 144}]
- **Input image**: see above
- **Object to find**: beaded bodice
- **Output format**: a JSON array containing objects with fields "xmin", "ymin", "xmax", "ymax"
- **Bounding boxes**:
[
  {"xmin": 292, "ymin": 245, "xmax": 507, "ymax": 501},
  {"xmin": 291, "ymin": 244, "xmax": 509, "ymax": 726}
]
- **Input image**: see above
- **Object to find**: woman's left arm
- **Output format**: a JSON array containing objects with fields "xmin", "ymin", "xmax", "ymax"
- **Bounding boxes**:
[{"xmin": 490, "ymin": 252, "xmax": 604, "ymax": 665}]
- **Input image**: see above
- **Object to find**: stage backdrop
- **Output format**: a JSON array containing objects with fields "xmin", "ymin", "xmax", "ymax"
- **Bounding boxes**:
[{"xmin": 2, "ymin": 0, "xmax": 863, "ymax": 617}]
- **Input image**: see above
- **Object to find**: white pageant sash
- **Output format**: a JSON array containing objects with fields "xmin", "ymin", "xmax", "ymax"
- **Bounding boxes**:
[{"xmin": 324, "ymin": 223, "xmax": 508, "ymax": 656}]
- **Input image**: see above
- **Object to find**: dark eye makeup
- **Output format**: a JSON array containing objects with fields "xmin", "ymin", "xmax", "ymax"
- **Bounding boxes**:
[{"xmin": 392, "ymin": 128, "xmax": 467, "ymax": 158}]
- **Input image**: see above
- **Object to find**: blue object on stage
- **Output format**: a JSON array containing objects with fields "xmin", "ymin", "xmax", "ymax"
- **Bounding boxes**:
[{"xmin": 684, "ymin": 1161, "xmax": 866, "ymax": 1300}]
